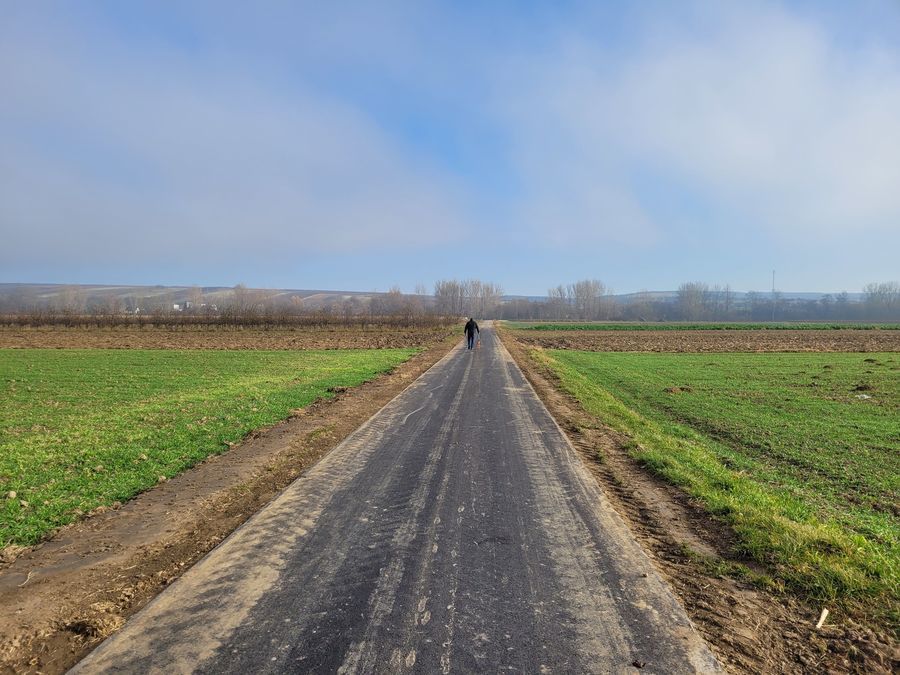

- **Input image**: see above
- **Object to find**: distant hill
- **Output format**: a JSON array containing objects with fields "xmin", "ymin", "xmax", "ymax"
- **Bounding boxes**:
[
  {"xmin": 611, "ymin": 290, "xmax": 866, "ymax": 303},
  {"xmin": 1, "ymin": 282, "xmax": 890, "ymax": 322},
  {"xmin": 0, "ymin": 283, "xmax": 420, "ymax": 311},
  {"xmin": 503, "ymin": 290, "xmax": 866, "ymax": 303},
  {"xmin": 0, "ymin": 283, "xmax": 866, "ymax": 310}
]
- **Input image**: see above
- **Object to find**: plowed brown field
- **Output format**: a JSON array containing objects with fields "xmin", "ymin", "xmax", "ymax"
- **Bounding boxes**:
[
  {"xmin": 511, "ymin": 328, "xmax": 900, "ymax": 352},
  {"xmin": 0, "ymin": 325, "xmax": 452, "ymax": 350}
]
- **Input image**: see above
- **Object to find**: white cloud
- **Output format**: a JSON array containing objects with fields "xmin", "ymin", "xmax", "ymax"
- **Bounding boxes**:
[
  {"xmin": 493, "ymin": 1, "xmax": 900, "ymax": 244},
  {"xmin": 0, "ymin": 9, "xmax": 470, "ymax": 267},
  {"xmin": 3, "ymin": 0, "xmax": 899, "ymax": 283}
]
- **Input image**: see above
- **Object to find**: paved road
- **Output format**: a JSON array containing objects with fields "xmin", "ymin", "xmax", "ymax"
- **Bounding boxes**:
[{"xmin": 72, "ymin": 325, "xmax": 720, "ymax": 674}]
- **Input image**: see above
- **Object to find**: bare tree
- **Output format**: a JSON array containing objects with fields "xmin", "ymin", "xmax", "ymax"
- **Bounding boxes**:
[
  {"xmin": 391, "ymin": 286, "xmax": 417, "ymax": 318},
  {"xmin": 187, "ymin": 286, "xmax": 204, "ymax": 311},
  {"xmin": 461, "ymin": 279, "xmax": 481, "ymax": 316},
  {"xmin": 864, "ymin": 281, "xmax": 900, "ymax": 320},
  {"xmin": 547, "ymin": 285, "xmax": 567, "ymax": 320},
  {"xmin": 677, "ymin": 282, "xmax": 709, "ymax": 321},
  {"xmin": 565, "ymin": 279, "xmax": 606, "ymax": 320},
  {"xmin": 433, "ymin": 279, "xmax": 503, "ymax": 318},
  {"xmin": 566, "ymin": 279, "xmax": 595, "ymax": 320},
  {"xmin": 102, "ymin": 294, "xmax": 124, "ymax": 316},
  {"xmin": 224, "ymin": 284, "xmax": 276, "ymax": 322},
  {"xmin": 54, "ymin": 286, "xmax": 86, "ymax": 323},
  {"xmin": 708, "ymin": 284, "xmax": 733, "ymax": 320},
  {"xmin": 434, "ymin": 279, "xmax": 464, "ymax": 316},
  {"xmin": 477, "ymin": 282, "xmax": 503, "ymax": 317},
  {"xmin": 722, "ymin": 284, "xmax": 733, "ymax": 318}
]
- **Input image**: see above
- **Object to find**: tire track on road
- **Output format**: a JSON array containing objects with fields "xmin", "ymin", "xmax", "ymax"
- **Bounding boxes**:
[{"xmin": 71, "ymin": 327, "xmax": 721, "ymax": 674}]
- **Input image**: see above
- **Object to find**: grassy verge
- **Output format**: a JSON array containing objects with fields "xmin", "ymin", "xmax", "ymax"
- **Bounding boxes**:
[
  {"xmin": 535, "ymin": 349, "xmax": 899, "ymax": 626},
  {"xmin": 505, "ymin": 321, "xmax": 900, "ymax": 331},
  {"xmin": 0, "ymin": 348, "xmax": 416, "ymax": 546}
]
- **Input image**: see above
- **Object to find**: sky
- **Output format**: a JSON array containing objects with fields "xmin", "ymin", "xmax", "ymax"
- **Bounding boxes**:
[{"xmin": 2, "ymin": 0, "xmax": 899, "ymax": 296}]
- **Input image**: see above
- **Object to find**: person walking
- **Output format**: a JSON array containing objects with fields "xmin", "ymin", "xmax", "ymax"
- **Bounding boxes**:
[{"xmin": 464, "ymin": 317, "xmax": 480, "ymax": 350}]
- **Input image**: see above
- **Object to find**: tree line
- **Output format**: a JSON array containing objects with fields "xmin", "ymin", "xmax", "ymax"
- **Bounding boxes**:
[
  {"xmin": 432, "ymin": 279, "xmax": 504, "ymax": 317},
  {"xmin": 0, "ymin": 279, "xmax": 505, "ymax": 328},
  {"xmin": 668, "ymin": 281, "xmax": 900, "ymax": 322},
  {"xmin": 498, "ymin": 279, "xmax": 900, "ymax": 322},
  {"xmin": 0, "ymin": 284, "xmax": 446, "ymax": 328},
  {"xmin": 1, "ymin": 278, "xmax": 897, "ymax": 326}
]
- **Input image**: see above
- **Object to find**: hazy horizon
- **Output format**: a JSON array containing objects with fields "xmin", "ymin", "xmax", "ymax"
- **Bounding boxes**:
[
  {"xmin": 3, "ymin": 2, "xmax": 900, "ymax": 296},
  {"xmin": 0, "ymin": 280, "xmax": 873, "ymax": 299}
]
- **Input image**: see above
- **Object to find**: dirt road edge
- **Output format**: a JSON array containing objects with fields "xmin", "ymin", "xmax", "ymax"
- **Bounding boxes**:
[
  {"xmin": 497, "ymin": 328, "xmax": 897, "ymax": 675},
  {"xmin": 0, "ymin": 334, "xmax": 459, "ymax": 675}
]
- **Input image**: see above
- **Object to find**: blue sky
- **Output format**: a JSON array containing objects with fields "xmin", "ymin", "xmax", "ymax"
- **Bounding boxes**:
[{"xmin": 2, "ymin": 1, "xmax": 899, "ymax": 295}]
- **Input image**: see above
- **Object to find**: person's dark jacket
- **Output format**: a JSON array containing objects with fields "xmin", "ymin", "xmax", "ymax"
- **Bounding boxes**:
[{"xmin": 464, "ymin": 319, "xmax": 479, "ymax": 336}]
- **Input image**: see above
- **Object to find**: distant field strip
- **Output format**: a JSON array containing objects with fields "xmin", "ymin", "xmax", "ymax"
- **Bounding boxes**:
[
  {"xmin": 0, "ymin": 348, "xmax": 415, "ymax": 546},
  {"xmin": 538, "ymin": 350, "xmax": 899, "ymax": 621},
  {"xmin": 506, "ymin": 321, "xmax": 900, "ymax": 331}
]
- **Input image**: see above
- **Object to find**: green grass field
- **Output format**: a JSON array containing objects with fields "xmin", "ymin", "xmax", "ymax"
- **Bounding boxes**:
[
  {"xmin": 505, "ymin": 321, "xmax": 900, "ymax": 331},
  {"xmin": 537, "ymin": 349, "xmax": 899, "ymax": 622},
  {"xmin": 0, "ymin": 348, "xmax": 416, "ymax": 547}
]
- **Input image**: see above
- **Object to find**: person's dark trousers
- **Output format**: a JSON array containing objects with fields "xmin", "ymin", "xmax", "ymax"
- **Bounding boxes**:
[{"xmin": 467, "ymin": 333, "xmax": 475, "ymax": 349}]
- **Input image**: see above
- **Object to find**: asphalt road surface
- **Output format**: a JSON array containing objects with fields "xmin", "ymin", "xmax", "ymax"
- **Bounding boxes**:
[{"xmin": 72, "ymin": 325, "xmax": 720, "ymax": 674}]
